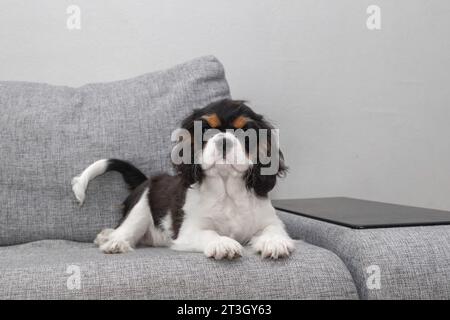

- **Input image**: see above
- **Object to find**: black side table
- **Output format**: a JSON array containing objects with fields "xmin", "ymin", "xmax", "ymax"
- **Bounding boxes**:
[{"xmin": 272, "ymin": 197, "xmax": 450, "ymax": 229}]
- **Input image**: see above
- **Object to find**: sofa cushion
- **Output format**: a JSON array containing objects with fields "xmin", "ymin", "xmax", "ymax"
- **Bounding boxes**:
[
  {"xmin": 0, "ymin": 240, "xmax": 358, "ymax": 299},
  {"xmin": 0, "ymin": 56, "xmax": 230, "ymax": 245},
  {"xmin": 278, "ymin": 211, "xmax": 450, "ymax": 299}
]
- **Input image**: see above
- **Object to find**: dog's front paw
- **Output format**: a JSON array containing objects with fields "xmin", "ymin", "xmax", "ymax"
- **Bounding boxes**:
[
  {"xmin": 100, "ymin": 238, "xmax": 133, "ymax": 254},
  {"xmin": 204, "ymin": 236, "xmax": 243, "ymax": 260},
  {"xmin": 253, "ymin": 236, "xmax": 295, "ymax": 259},
  {"xmin": 94, "ymin": 228, "xmax": 115, "ymax": 246}
]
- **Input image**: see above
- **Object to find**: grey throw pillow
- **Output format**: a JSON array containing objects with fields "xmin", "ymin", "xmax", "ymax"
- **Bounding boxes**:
[{"xmin": 0, "ymin": 56, "xmax": 230, "ymax": 245}]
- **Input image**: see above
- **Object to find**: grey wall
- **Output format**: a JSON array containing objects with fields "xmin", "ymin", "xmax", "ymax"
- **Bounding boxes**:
[{"xmin": 1, "ymin": 0, "xmax": 449, "ymax": 209}]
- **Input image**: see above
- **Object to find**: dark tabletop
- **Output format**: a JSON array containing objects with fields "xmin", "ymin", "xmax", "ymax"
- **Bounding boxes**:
[{"xmin": 272, "ymin": 197, "xmax": 450, "ymax": 229}]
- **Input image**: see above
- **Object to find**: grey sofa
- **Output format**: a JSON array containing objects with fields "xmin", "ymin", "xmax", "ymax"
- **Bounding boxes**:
[
  {"xmin": 279, "ymin": 211, "xmax": 450, "ymax": 299},
  {"xmin": 0, "ymin": 56, "xmax": 448, "ymax": 299}
]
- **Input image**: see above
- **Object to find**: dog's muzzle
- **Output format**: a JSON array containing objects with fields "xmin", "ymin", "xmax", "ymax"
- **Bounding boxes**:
[{"xmin": 215, "ymin": 136, "xmax": 234, "ymax": 159}]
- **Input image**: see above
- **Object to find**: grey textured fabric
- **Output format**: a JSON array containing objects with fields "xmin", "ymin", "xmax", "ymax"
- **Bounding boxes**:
[
  {"xmin": 278, "ymin": 210, "xmax": 450, "ymax": 299},
  {"xmin": 0, "ymin": 239, "xmax": 358, "ymax": 300},
  {"xmin": 0, "ymin": 56, "xmax": 230, "ymax": 245}
]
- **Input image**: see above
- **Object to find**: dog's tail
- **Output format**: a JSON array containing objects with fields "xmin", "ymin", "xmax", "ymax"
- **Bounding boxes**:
[{"xmin": 71, "ymin": 159, "xmax": 147, "ymax": 205}]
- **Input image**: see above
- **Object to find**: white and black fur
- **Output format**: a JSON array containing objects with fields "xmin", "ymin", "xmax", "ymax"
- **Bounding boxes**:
[{"xmin": 72, "ymin": 99, "xmax": 294, "ymax": 259}]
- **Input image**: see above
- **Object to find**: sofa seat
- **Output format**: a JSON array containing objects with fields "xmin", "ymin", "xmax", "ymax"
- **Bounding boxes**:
[
  {"xmin": 278, "ymin": 211, "xmax": 450, "ymax": 299},
  {"xmin": 0, "ymin": 239, "xmax": 358, "ymax": 300}
]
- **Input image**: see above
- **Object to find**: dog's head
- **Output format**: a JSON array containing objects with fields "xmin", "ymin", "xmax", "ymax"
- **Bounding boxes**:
[{"xmin": 172, "ymin": 99, "xmax": 287, "ymax": 197}]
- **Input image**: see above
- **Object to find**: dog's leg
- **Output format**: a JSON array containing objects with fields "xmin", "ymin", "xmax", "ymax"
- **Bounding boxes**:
[
  {"xmin": 139, "ymin": 214, "xmax": 173, "ymax": 248},
  {"xmin": 250, "ymin": 219, "xmax": 295, "ymax": 259},
  {"xmin": 99, "ymin": 188, "xmax": 152, "ymax": 254},
  {"xmin": 94, "ymin": 228, "xmax": 115, "ymax": 246},
  {"xmin": 172, "ymin": 229, "xmax": 243, "ymax": 260}
]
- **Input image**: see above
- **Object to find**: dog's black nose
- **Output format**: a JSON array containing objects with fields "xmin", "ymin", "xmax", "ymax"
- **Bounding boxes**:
[{"xmin": 215, "ymin": 137, "xmax": 233, "ymax": 158}]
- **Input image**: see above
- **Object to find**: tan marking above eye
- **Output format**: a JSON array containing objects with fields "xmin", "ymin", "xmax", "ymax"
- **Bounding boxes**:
[
  {"xmin": 232, "ymin": 115, "xmax": 248, "ymax": 129},
  {"xmin": 202, "ymin": 113, "xmax": 221, "ymax": 128}
]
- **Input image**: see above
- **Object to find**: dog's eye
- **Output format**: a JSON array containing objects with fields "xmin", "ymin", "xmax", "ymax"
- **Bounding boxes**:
[{"xmin": 200, "ymin": 120, "xmax": 210, "ymax": 131}]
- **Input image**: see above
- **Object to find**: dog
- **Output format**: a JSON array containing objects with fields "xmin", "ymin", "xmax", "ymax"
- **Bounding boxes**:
[{"xmin": 72, "ymin": 99, "xmax": 294, "ymax": 259}]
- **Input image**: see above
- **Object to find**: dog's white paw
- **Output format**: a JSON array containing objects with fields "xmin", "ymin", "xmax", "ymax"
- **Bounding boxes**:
[
  {"xmin": 71, "ymin": 176, "xmax": 87, "ymax": 205},
  {"xmin": 100, "ymin": 238, "xmax": 133, "ymax": 254},
  {"xmin": 253, "ymin": 236, "xmax": 295, "ymax": 259},
  {"xmin": 204, "ymin": 236, "xmax": 243, "ymax": 260},
  {"xmin": 94, "ymin": 228, "xmax": 115, "ymax": 246}
]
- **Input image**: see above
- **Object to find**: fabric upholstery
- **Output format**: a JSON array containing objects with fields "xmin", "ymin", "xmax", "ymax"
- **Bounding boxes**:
[
  {"xmin": 0, "ymin": 56, "xmax": 230, "ymax": 245},
  {"xmin": 0, "ymin": 239, "xmax": 358, "ymax": 300},
  {"xmin": 278, "ymin": 210, "xmax": 450, "ymax": 299}
]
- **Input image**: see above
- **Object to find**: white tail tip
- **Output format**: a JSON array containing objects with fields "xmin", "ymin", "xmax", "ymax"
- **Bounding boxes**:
[
  {"xmin": 71, "ymin": 176, "xmax": 87, "ymax": 206},
  {"xmin": 71, "ymin": 159, "xmax": 109, "ymax": 206}
]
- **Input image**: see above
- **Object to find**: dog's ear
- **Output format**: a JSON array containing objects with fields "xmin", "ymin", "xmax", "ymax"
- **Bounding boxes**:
[
  {"xmin": 245, "ymin": 166, "xmax": 276, "ymax": 197},
  {"xmin": 245, "ymin": 151, "xmax": 287, "ymax": 197},
  {"xmin": 245, "ymin": 116, "xmax": 288, "ymax": 197},
  {"xmin": 174, "ymin": 163, "xmax": 203, "ymax": 187},
  {"xmin": 172, "ymin": 109, "xmax": 204, "ymax": 187}
]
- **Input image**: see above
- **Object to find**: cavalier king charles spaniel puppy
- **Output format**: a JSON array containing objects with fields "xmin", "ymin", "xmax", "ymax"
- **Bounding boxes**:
[{"xmin": 72, "ymin": 99, "xmax": 294, "ymax": 259}]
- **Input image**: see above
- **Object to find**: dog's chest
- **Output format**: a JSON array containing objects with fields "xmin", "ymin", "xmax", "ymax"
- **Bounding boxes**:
[
  {"xmin": 185, "ymin": 188, "xmax": 260, "ymax": 243},
  {"xmin": 208, "ymin": 197, "xmax": 258, "ymax": 242}
]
